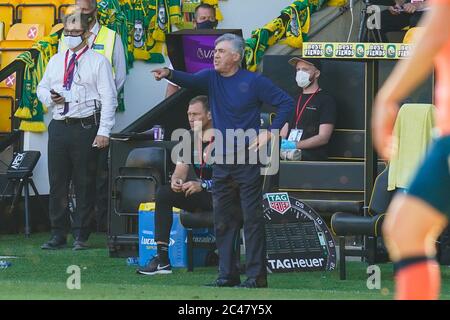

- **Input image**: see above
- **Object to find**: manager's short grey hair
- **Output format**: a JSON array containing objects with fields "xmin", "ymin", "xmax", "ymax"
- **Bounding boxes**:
[{"xmin": 215, "ymin": 33, "xmax": 245, "ymax": 62}]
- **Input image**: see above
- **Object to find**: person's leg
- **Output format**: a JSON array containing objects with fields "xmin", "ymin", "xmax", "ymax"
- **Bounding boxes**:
[
  {"xmin": 70, "ymin": 122, "xmax": 98, "ymax": 244},
  {"xmin": 232, "ymin": 164, "xmax": 266, "ymax": 287},
  {"xmin": 383, "ymin": 136, "xmax": 450, "ymax": 299},
  {"xmin": 409, "ymin": 11, "xmax": 424, "ymax": 28},
  {"xmin": 383, "ymin": 196, "xmax": 447, "ymax": 299},
  {"xmin": 46, "ymin": 120, "xmax": 72, "ymax": 244},
  {"xmin": 94, "ymin": 146, "xmax": 109, "ymax": 232},
  {"xmin": 211, "ymin": 165, "xmax": 242, "ymax": 284},
  {"xmin": 379, "ymin": 11, "xmax": 412, "ymax": 42},
  {"xmin": 155, "ymin": 185, "xmax": 212, "ymax": 244},
  {"xmin": 138, "ymin": 184, "xmax": 213, "ymax": 275}
]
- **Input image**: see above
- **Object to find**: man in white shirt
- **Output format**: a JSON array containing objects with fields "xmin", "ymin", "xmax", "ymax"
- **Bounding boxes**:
[
  {"xmin": 37, "ymin": 13, "xmax": 117, "ymax": 250},
  {"xmin": 60, "ymin": 0, "xmax": 127, "ymax": 232}
]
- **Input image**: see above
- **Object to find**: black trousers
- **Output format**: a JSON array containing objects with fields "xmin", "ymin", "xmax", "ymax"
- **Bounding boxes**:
[
  {"xmin": 154, "ymin": 184, "xmax": 213, "ymax": 244},
  {"xmin": 212, "ymin": 164, "xmax": 266, "ymax": 281},
  {"xmin": 47, "ymin": 119, "xmax": 98, "ymax": 241},
  {"xmin": 93, "ymin": 146, "xmax": 109, "ymax": 232},
  {"xmin": 379, "ymin": 10, "xmax": 424, "ymax": 42}
]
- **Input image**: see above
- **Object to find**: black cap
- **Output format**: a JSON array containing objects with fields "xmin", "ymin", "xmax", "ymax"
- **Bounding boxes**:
[{"xmin": 288, "ymin": 57, "xmax": 321, "ymax": 71}]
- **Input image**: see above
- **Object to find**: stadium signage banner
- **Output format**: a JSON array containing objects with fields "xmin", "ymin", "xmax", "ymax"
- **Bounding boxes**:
[
  {"xmin": 302, "ymin": 42, "xmax": 412, "ymax": 59},
  {"xmin": 263, "ymin": 193, "xmax": 337, "ymax": 273}
]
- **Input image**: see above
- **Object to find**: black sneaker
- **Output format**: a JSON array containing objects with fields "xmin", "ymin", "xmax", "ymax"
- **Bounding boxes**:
[
  {"xmin": 41, "ymin": 236, "xmax": 67, "ymax": 250},
  {"xmin": 235, "ymin": 277, "xmax": 268, "ymax": 288},
  {"xmin": 73, "ymin": 240, "xmax": 89, "ymax": 251},
  {"xmin": 204, "ymin": 277, "xmax": 241, "ymax": 287},
  {"xmin": 136, "ymin": 255, "xmax": 172, "ymax": 275}
]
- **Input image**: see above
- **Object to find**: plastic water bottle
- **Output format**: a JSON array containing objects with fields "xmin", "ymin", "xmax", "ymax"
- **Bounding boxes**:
[
  {"xmin": 0, "ymin": 260, "xmax": 11, "ymax": 269},
  {"xmin": 126, "ymin": 257, "xmax": 139, "ymax": 266},
  {"xmin": 152, "ymin": 125, "xmax": 164, "ymax": 141}
]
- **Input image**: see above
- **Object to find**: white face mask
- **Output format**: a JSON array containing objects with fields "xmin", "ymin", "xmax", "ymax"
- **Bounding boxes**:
[
  {"xmin": 296, "ymin": 70, "xmax": 312, "ymax": 88},
  {"xmin": 64, "ymin": 35, "xmax": 84, "ymax": 49}
]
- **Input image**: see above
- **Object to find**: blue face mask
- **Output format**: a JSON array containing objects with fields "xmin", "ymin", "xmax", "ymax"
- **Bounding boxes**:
[{"xmin": 196, "ymin": 20, "xmax": 217, "ymax": 30}]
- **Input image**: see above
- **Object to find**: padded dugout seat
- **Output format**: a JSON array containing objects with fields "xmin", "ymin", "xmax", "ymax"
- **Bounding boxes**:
[
  {"xmin": 330, "ymin": 167, "xmax": 394, "ymax": 280},
  {"xmin": 112, "ymin": 147, "xmax": 167, "ymax": 216},
  {"xmin": 180, "ymin": 210, "xmax": 215, "ymax": 272},
  {"xmin": 278, "ymin": 161, "xmax": 386, "ymax": 218},
  {"xmin": 328, "ymin": 129, "xmax": 365, "ymax": 161}
]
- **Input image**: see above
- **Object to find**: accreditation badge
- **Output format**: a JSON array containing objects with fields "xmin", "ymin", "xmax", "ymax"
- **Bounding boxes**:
[{"xmin": 288, "ymin": 129, "xmax": 303, "ymax": 142}]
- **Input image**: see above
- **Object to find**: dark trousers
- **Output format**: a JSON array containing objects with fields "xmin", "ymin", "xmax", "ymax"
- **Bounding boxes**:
[
  {"xmin": 93, "ymin": 146, "xmax": 109, "ymax": 232},
  {"xmin": 212, "ymin": 164, "xmax": 266, "ymax": 280},
  {"xmin": 154, "ymin": 184, "xmax": 213, "ymax": 244},
  {"xmin": 47, "ymin": 119, "xmax": 98, "ymax": 241},
  {"xmin": 379, "ymin": 10, "xmax": 423, "ymax": 42}
]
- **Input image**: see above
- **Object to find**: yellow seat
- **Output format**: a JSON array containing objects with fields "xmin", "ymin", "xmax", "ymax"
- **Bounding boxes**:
[
  {"xmin": 0, "ymin": 86, "xmax": 15, "ymax": 132},
  {"xmin": 0, "ymin": 39, "xmax": 34, "ymax": 89},
  {"xmin": 0, "ymin": 3, "xmax": 15, "ymax": 39},
  {"xmin": 6, "ymin": 23, "xmax": 45, "ymax": 41},
  {"xmin": 403, "ymin": 27, "xmax": 423, "ymax": 44},
  {"xmin": 0, "ymin": 21, "xmax": 4, "ymax": 41},
  {"xmin": 49, "ymin": 22, "xmax": 63, "ymax": 36},
  {"xmin": 58, "ymin": 1, "xmax": 76, "ymax": 21},
  {"xmin": 16, "ymin": 0, "xmax": 61, "ymax": 35}
]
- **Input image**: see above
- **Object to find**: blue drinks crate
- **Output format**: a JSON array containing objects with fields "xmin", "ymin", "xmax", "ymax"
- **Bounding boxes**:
[{"xmin": 138, "ymin": 203, "xmax": 215, "ymax": 268}]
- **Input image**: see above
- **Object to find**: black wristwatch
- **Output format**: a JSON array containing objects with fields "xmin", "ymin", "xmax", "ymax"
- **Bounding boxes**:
[{"xmin": 163, "ymin": 67, "xmax": 172, "ymax": 80}]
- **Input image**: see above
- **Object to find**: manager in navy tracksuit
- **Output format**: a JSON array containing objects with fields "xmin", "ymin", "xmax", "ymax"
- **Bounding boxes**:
[{"xmin": 152, "ymin": 33, "xmax": 294, "ymax": 288}]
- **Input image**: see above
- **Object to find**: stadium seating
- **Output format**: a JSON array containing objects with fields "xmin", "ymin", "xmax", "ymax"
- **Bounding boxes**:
[
  {"xmin": 16, "ymin": 0, "xmax": 60, "ymax": 35},
  {"xmin": 0, "ymin": 3, "xmax": 15, "ymax": 39},
  {"xmin": 49, "ymin": 23, "xmax": 63, "ymax": 35},
  {"xmin": 5, "ymin": 23, "xmax": 45, "ymax": 41},
  {"xmin": 0, "ymin": 86, "xmax": 14, "ymax": 132},
  {"xmin": 58, "ymin": 0, "xmax": 76, "ymax": 21},
  {"xmin": 0, "ymin": 23, "xmax": 45, "ymax": 130}
]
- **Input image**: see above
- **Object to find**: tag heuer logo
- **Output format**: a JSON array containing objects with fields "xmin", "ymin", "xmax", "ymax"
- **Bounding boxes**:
[{"xmin": 267, "ymin": 193, "xmax": 291, "ymax": 214}]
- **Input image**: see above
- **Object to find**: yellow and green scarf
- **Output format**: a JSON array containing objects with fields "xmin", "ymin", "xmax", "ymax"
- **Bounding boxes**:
[
  {"xmin": 245, "ymin": 0, "xmax": 312, "ymax": 72},
  {"xmin": 14, "ymin": 51, "xmax": 48, "ymax": 132}
]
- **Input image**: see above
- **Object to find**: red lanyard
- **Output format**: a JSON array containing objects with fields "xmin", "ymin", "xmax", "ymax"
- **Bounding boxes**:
[
  {"xmin": 294, "ymin": 88, "xmax": 320, "ymax": 129},
  {"xmin": 63, "ymin": 46, "xmax": 89, "ymax": 86},
  {"xmin": 90, "ymin": 32, "xmax": 98, "ymax": 49},
  {"xmin": 198, "ymin": 136, "xmax": 214, "ymax": 179}
]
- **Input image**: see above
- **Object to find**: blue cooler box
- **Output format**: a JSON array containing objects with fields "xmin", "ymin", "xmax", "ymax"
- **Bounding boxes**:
[{"xmin": 138, "ymin": 203, "xmax": 215, "ymax": 268}]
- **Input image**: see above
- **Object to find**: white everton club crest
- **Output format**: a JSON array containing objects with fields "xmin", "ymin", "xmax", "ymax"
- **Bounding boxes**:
[{"xmin": 266, "ymin": 192, "xmax": 291, "ymax": 215}]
